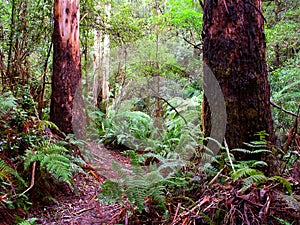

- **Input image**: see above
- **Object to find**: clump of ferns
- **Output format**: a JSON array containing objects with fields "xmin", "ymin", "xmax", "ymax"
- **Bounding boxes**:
[
  {"xmin": 228, "ymin": 140, "xmax": 293, "ymax": 195},
  {"xmin": 0, "ymin": 158, "xmax": 26, "ymax": 192},
  {"xmin": 199, "ymin": 137, "xmax": 293, "ymax": 196},
  {"xmin": 24, "ymin": 140, "xmax": 84, "ymax": 186},
  {"xmin": 99, "ymin": 154, "xmax": 187, "ymax": 217}
]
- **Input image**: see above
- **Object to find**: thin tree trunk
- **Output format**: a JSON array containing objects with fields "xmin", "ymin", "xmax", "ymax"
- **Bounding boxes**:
[
  {"xmin": 93, "ymin": 29, "xmax": 102, "ymax": 107},
  {"xmin": 101, "ymin": 3, "xmax": 111, "ymax": 115},
  {"xmin": 202, "ymin": 0, "xmax": 274, "ymax": 159},
  {"xmin": 7, "ymin": 0, "xmax": 16, "ymax": 90}
]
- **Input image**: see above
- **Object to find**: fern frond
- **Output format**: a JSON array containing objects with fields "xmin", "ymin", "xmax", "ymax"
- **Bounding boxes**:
[
  {"xmin": 0, "ymin": 158, "xmax": 26, "ymax": 186},
  {"xmin": 99, "ymin": 180, "xmax": 123, "ymax": 204},
  {"xmin": 0, "ymin": 92, "xmax": 17, "ymax": 117},
  {"xmin": 269, "ymin": 176, "xmax": 292, "ymax": 195},
  {"xmin": 40, "ymin": 154, "xmax": 72, "ymax": 183},
  {"xmin": 0, "ymin": 159, "xmax": 13, "ymax": 184},
  {"xmin": 231, "ymin": 167, "xmax": 266, "ymax": 182},
  {"xmin": 17, "ymin": 218, "xmax": 38, "ymax": 225},
  {"xmin": 238, "ymin": 174, "xmax": 267, "ymax": 193},
  {"xmin": 24, "ymin": 142, "xmax": 79, "ymax": 185},
  {"xmin": 36, "ymin": 120, "xmax": 59, "ymax": 131},
  {"xmin": 232, "ymin": 148, "xmax": 271, "ymax": 154},
  {"xmin": 251, "ymin": 161, "xmax": 268, "ymax": 168}
]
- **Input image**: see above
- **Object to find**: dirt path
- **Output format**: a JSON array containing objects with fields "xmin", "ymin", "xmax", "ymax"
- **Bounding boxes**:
[{"xmin": 29, "ymin": 145, "xmax": 131, "ymax": 224}]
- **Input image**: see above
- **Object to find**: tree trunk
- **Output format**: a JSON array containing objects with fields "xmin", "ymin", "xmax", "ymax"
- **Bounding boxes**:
[
  {"xmin": 92, "ymin": 3, "xmax": 110, "ymax": 115},
  {"xmin": 101, "ymin": 3, "xmax": 111, "ymax": 115},
  {"xmin": 202, "ymin": 0, "xmax": 274, "ymax": 159},
  {"xmin": 50, "ymin": 0, "xmax": 82, "ymax": 135}
]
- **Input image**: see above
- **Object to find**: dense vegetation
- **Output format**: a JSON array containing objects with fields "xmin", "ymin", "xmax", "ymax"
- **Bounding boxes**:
[{"xmin": 0, "ymin": 0, "xmax": 299, "ymax": 224}]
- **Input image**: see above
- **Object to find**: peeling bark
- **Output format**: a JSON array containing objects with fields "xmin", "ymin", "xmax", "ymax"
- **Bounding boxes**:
[
  {"xmin": 50, "ymin": 0, "xmax": 83, "ymax": 135},
  {"xmin": 202, "ymin": 0, "xmax": 274, "ymax": 159}
]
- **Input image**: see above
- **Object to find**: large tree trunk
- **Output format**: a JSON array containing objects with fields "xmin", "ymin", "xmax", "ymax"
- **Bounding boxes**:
[
  {"xmin": 202, "ymin": 0, "xmax": 274, "ymax": 159},
  {"xmin": 50, "ymin": 0, "xmax": 82, "ymax": 134}
]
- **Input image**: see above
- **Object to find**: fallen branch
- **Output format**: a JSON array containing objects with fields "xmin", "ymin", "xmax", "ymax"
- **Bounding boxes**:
[
  {"xmin": 208, "ymin": 165, "xmax": 226, "ymax": 185},
  {"xmin": 74, "ymin": 207, "xmax": 95, "ymax": 215}
]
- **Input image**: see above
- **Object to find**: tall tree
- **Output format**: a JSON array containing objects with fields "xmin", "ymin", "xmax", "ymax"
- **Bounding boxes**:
[
  {"xmin": 93, "ymin": 3, "xmax": 111, "ymax": 114},
  {"xmin": 202, "ymin": 0, "xmax": 274, "ymax": 159},
  {"xmin": 50, "ymin": 0, "xmax": 82, "ymax": 134}
]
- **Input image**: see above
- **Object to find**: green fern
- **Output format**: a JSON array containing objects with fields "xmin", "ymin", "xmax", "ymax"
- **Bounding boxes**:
[
  {"xmin": 99, "ymin": 158, "xmax": 185, "ymax": 213},
  {"xmin": 268, "ymin": 176, "xmax": 292, "ymax": 195},
  {"xmin": 24, "ymin": 141, "xmax": 82, "ymax": 185},
  {"xmin": 0, "ymin": 92, "xmax": 17, "ymax": 117},
  {"xmin": 230, "ymin": 167, "xmax": 267, "ymax": 192},
  {"xmin": 35, "ymin": 119, "xmax": 59, "ymax": 131},
  {"xmin": 231, "ymin": 167, "xmax": 266, "ymax": 182},
  {"xmin": 17, "ymin": 218, "xmax": 37, "ymax": 225},
  {"xmin": 0, "ymin": 158, "xmax": 25, "ymax": 186}
]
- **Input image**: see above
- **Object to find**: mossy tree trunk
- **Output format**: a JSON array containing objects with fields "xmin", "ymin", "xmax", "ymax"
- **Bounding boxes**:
[
  {"xmin": 50, "ymin": 0, "xmax": 82, "ymax": 134},
  {"xmin": 202, "ymin": 0, "xmax": 274, "ymax": 159}
]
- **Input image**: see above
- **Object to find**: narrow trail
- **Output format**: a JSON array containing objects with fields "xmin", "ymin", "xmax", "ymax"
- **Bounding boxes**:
[
  {"xmin": 29, "ymin": 144, "xmax": 131, "ymax": 225},
  {"xmin": 85, "ymin": 143, "xmax": 132, "ymax": 179}
]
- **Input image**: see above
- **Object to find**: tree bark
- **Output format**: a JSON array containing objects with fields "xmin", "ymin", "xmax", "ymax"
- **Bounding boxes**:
[
  {"xmin": 92, "ymin": 3, "xmax": 110, "ymax": 115},
  {"xmin": 50, "ymin": 0, "xmax": 82, "ymax": 135},
  {"xmin": 202, "ymin": 0, "xmax": 274, "ymax": 159}
]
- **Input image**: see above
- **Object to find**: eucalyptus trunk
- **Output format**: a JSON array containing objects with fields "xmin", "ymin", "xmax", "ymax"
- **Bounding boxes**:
[
  {"xmin": 50, "ymin": 0, "xmax": 82, "ymax": 135},
  {"xmin": 202, "ymin": 0, "xmax": 274, "ymax": 159}
]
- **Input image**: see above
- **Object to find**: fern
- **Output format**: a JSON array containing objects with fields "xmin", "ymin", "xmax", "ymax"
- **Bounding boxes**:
[
  {"xmin": 231, "ymin": 167, "xmax": 266, "ymax": 182},
  {"xmin": 0, "ymin": 92, "xmax": 17, "ymax": 117},
  {"xmin": 268, "ymin": 176, "xmax": 292, "ymax": 195},
  {"xmin": 35, "ymin": 120, "xmax": 59, "ymax": 131},
  {"xmin": 40, "ymin": 154, "xmax": 72, "ymax": 183},
  {"xmin": 17, "ymin": 218, "xmax": 37, "ymax": 225},
  {"xmin": 0, "ymin": 158, "xmax": 25, "ymax": 186},
  {"xmin": 99, "ymin": 157, "xmax": 186, "ymax": 214},
  {"xmin": 24, "ymin": 141, "xmax": 81, "ymax": 185},
  {"xmin": 231, "ymin": 167, "xmax": 267, "ymax": 192}
]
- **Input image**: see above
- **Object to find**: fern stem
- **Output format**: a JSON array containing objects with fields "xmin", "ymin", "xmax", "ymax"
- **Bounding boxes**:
[
  {"xmin": 224, "ymin": 138, "xmax": 235, "ymax": 173},
  {"xmin": 208, "ymin": 165, "xmax": 226, "ymax": 185},
  {"xmin": 21, "ymin": 161, "xmax": 36, "ymax": 195}
]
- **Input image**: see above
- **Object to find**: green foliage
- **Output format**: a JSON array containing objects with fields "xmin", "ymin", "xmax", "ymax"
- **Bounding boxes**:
[
  {"xmin": 273, "ymin": 217, "xmax": 293, "ymax": 225},
  {"xmin": 264, "ymin": 0, "xmax": 300, "ymax": 134},
  {"xmin": 0, "ymin": 92, "xmax": 17, "ymax": 116},
  {"xmin": 99, "ymin": 160, "xmax": 186, "ymax": 214},
  {"xmin": 35, "ymin": 120, "xmax": 59, "ymax": 132},
  {"xmin": 0, "ymin": 158, "xmax": 25, "ymax": 186},
  {"xmin": 268, "ymin": 176, "xmax": 292, "ymax": 195},
  {"xmin": 270, "ymin": 52, "xmax": 300, "ymax": 131},
  {"xmin": 24, "ymin": 141, "xmax": 83, "ymax": 185},
  {"xmin": 100, "ymin": 110, "xmax": 155, "ymax": 148},
  {"xmin": 17, "ymin": 218, "xmax": 38, "ymax": 225}
]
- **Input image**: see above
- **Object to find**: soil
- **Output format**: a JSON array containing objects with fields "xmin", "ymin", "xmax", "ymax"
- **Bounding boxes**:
[{"xmin": 28, "ymin": 144, "xmax": 131, "ymax": 225}]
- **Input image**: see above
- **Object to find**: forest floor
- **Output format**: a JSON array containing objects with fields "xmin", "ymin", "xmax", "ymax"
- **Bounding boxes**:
[
  {"xmin": 24, "ymin": 144, "xmax": 300, "ymax": 225},
  {"xmin": 29, "ymin": 144, "xmax": 131, "ymax": 225}
]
